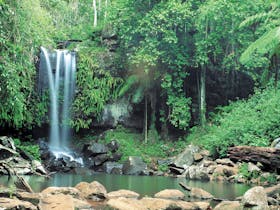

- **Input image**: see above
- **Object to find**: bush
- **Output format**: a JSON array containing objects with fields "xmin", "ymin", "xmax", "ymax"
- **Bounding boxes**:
[
  {"xmin": 187, "ymin": 85, "xmax": 280, "ymax": 157},
  {"xmin": 14, "ymin": 138, "xmax": 41, "ymax": 161}
]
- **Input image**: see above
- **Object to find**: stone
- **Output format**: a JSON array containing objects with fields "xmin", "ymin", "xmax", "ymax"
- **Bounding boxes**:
[
  {"xmin": 141, "ymin": 198, "xmax": 201, "ymax": 210},
  {"xmin": 102, "ymin": 162, "xmax": 123, "ymax": 174},
  {"xmin": 122, "ymin": 156, "xmax": 147, "ymax": 175},
  {"xmin": 0, "ymin": 197, "xmax": 37, "ymax": 210},
  {"xmin": 154, "ymin": 189, "xmax": 185, "ymax": 200},
  {"xmin": 186, "ymin": 165, "xmax": 210, "ymax": 181},
  {"xmin": 242, "ymin": 186, "xmax": 269, "ymax": 210},
  {"xmin": 72, "ymin": 198, "xmax": 93, "ymax": 209},
  {"xmin": 107, "ymin": 140, "xmax": 119, "ymax": 152},
  {"xmin": 0, "ymin": 144, "xmax": 18, "ymax": 160},
  {"xmin": 93, "ymin": 154, "xmax": 109, "ymax": 166},
  {"xmin": 248, "ymin": 162, "xmax": 261, "ymax": 173},
  {"xmin": 106, "ymin": 197, "xmax": 145, "ymax": 210},
  {"xmin": 109, "ymin": 152, "xmax": 122, "ymax": 162},
  {"xmin": 75, "ymin": 181, "xmax": 107, "ymax": 201},
  {"xmin": 271, "ymin": 137, "xmax": 280, "ymax": 148},
  {"xmin": 194, "ymin": 202, "xmax": 211, "ymax": 210},
  {"xmin": 0, "ymin": 136, "xmax": 16, "ymax": 150},
  {"xmin": 16, "ymin": 192, "xmax": 42, "ymax": 205},
  {"xmin": 216, "ymin": 158, "xmax": 235, "ymax": 167},
  {"xmin": 107, "ymin": 190, "xmax": 140, "ymax": 199},
  {"xmin": 267, "ymin": 197, "xmax": 279, "ymax": 206},
  {"xmin": 169, "ymin": 166, "xmax": 185, "ymax": 175},
  {"xmin": 264, "ymin": 184, "xmax": 280, "ymax": 198},
  {"xmin": 213, "ymin": 165, "xmax": 238, "ymax": 177},
  {"xmin": 214, "ymin": 201, "xmax": 242, "ymax": 210},
  {"xmin": 193, "ymin": 153, "xmax": 203, "ymax": 161},
  {"xmin": 32, "ymin": 160, "xmax": 47, "ymax": 175},
  {"xmin": 41, "ymin": 187, "xmax": 81, "ymax": 199},
  {"xmin": 200, "ymin": 150, "xmax": 210, "ymax": 157},
  {"xmin": 200, "ymin": 159, "xmax": 216, "ymax": 167},
  {"xmin": 172, "ymin": 145, "xmax": 200, "ymax": 169},
  {"xmin": 111, "ymin": 167, "xmax": 123, "ymax": 175},
  {"xmin": 84, "ymin": 142, "xmax": 108, "ymax": 157},
  {"xmin": 189, "ymin": 187, "xmax": 214, "ymax": 200},
  {"xmin": 38, "ymin": 194, "xmax": 75, "ymax": 210}
]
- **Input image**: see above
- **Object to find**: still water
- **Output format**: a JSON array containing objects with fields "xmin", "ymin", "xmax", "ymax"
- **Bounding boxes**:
[{"xmin": 0, "ymin": 173, "xmax": 250, "ymax": 200}]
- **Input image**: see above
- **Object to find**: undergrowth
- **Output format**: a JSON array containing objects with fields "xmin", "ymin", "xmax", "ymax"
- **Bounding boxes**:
[{"xmin": 187, "ymin": 85, "xmax": 280, "ymax": 157}]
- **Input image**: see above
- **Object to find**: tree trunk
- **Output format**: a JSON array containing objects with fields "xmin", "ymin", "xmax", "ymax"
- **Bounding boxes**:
[
  {"xmin": 93, "ymin": 0, "xmax": 97, "ymax": 28},
  {"xmin": 199, "ymin": 65, "xmax": 206, "ymax": 127},
  {"xmin": 144, "ymin": 95, "xmax": 148, "ymax": 143}
]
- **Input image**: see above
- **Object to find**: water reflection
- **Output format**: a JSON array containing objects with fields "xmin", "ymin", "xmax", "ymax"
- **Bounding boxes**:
[{"xmin": 0, "ymin": 173, "xmax": 250, "ymax": 200}]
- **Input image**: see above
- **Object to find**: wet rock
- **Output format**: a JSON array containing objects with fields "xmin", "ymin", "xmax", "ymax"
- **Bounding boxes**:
[
  {"xmin": 0, "ymin": 197, "xmax": 37, "ymax": 210},
  {"xmin": 103, "ymin": 162, "xmax": 123, "ymax": 174},
  {"xmin": 32, "ymin": 160, "xmax": 47, "ymax": 175},
  {"xmin": 41, "ymin": 187, "xmax": 81, "ymax": 199},
  {"xmin": 172, "ymin": 145, "xmax": 200, "ymax": 169},
  {"xmin": 109, "ymin": 152, "xmax": 122, "ymax": 162},
  {"xmin": 154, "ymin": 189, "xmax": 185, "ymax": 200},
  {"xmin": 216, "ymin": 158, "xmax": 235, "ymax": 167},
  {"xmin": 122, "ymin": 156, "xmax": 147, "ymax": 175},
  {"xmin": 38, "ymin": 194, "xmax": 75, "ymax": 210},
  {"xmin": 0, "ymin": 136, "xmax": 16, "ymax": 150},
  {"xmin": 75, "ymin": 181, "xmax": 107, "ymax": 201},
  {"xmin": 189, "ymin": 187, "xmax": 214, "ymax": 200},
  {"xmin": 242, "ymin": 186, "xmax": 269, "ymax": 210},
  {"xmin": 107, "ymin": 190, "xmax": 140, "ymax": 199},
  {"xmin": 169, "ymin": 166, "xmax": 185, "ymax": 175},
  {"xmin": 214, "ymin": 201, "xmax": 241, "ymax": 210},
  {"xmin": 93, "ymin": 154, "xmax": 109, "ymax": 166},
  {"xmin": 111, "ymin": 167, "xmax": 123, "ymax": 175}
]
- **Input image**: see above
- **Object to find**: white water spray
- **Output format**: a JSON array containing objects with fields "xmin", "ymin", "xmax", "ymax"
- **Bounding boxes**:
[{"xmin": 40, "ymin": 47, "xmax": 83, "ymax": 165}]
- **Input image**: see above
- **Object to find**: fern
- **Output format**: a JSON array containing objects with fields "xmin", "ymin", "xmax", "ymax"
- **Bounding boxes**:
[
  {"xmin": 240, "ymin": 26, "xmax": 280, "ymax": 64},
  {"xmin": 117, "ymin": 75, "xmax": 139, "ymax": 97}
]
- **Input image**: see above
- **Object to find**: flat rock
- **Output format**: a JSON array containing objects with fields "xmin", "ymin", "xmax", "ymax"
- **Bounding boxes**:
[
  {"xmin": 41, "ymin": 186, "xmax": 81, "ymax": 199},
  {"xmin": 242, "ymin": 186, "xmax": 269, "ymax": 210},
  {"xmin": 154, "ymin": 189, "xmax": 185, "ymax": 200},
  {"xmin": 214, "ymin": 201, "xmax": 242, "ymax": 210},
  {"xmin": 0, "ymin": 197, "xmax": 37, "ymax": 210},
  {"xmin": 16, "ymin": 192, "xmax": 42, "ymax": 205},
  {"xmin": 216, "ymin": 158, "xmax": 235, "ymax": 167},
  {"xmin": 38, "ymin": 194, "xmax": 75, "ymax": 210},
  {"xmin": 106, "ymin": 197, "xmax": 145, "ymax": 210},
  {"xmin": 75, "ymin": 181, "xmax": 107, "ymax": 201},
  {"xmin": 189, "ymin": 187, "xmax": 214, "ymax": 200},
  {"xmin": 107, "ymin": 189, "xmax": 140, "ymax": 199}
]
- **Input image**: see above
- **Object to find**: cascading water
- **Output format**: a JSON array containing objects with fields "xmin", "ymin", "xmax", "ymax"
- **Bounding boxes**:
[{"xmin": 39, "ymin": 47, "xmax": 83, "ymax": 165}]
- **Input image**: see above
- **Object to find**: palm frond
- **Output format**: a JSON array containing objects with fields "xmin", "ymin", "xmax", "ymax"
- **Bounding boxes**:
[{"xmin": 240, "ymin": 26, "xmax": 280, "ymax": 64}]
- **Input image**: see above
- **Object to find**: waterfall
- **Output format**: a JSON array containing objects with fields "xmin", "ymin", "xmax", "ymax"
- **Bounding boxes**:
[{"xmin": 39, "ymin": 47, "xmax": 83, "ymax": 165}]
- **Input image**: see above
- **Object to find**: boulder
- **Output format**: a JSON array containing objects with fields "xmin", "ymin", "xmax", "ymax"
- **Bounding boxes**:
[
  {"xmin": 16, "ymin": 192, "xmax": 42, "ymax": 205},
  {"xmin": 189, "ymin": 187, "xmax": 214, "ymax": 200},
  {"xmin": 186, "ymin": 165, "xmax": 210, "ymax": 181},
  {"xmin": 169, "ymin": 166, "xmax": 185, "ymax": 175},
  {"xmin": 172, "ymin": 145, "xmax": 200, "ymax": 169},
  {"xmin": 93, "ymin": 154, "xmax": 109, "ymax": 166},
  {"xmin": 0, "ymin": 197, "xmax": 37, "ymax": 210},
  {"xmin": 214, "ymin": 201, "xmax": 242, "ymax": 210},
  {"xmin": 216, "ymin": 158, "xmax": 235, "ymax": 167},
  {"xmin": 0, "ymin": 144, "xmax": 18, "ymax": 160},
  {"xmin": 32, "ymin": 160, "xmax": 47, "ymax": 175},
  {"xmin": 107, "ymin": 190, "xmax": 140, "ymax": 199},
  {"xmin": 83, "ymin": 142, "xmax": 108, "ymax": 157},
  {"xmin": 102, "ymin": 162, "xmax": 123, "ymax": 174},
  {"xmin": 0, "ymin": 136, "xmax": 16, "ymax": 150},
  {"xmin": 193, "ymin": 153, "xmax": 203, "ymax": 162},
  {"xmin": 122, "ymin": 156, "xmax": 147, "ymax": 175},
  {"xmin": 75, "ymin": 181, "xmax": 107, "ymax": 201},
  {"xmin": 107, "ymin": 140, "xmax": 119, "ymax": 152},
  {"xmin": 264, "ymin": 184, "xmax": 280, "ymax": 198},
  {"xmin": 248, "ymin": 162, "xmax": 261, "ymax": 173},
  {"xmin": 213, "ymin": 165, "xmax": 238, "ymax": 177},
  {"xmin": 106, "ymin": 197, "xmax": 145, "ymax": 210},
  {"xmin": 271, "ymin": 137, "xmax": 280, "ymax": 149},
  {"xmin": 242, "ymin": 186, "xmax": 269, "ymax": 210},
  {"xmin": 38, "ymin": 194, "xmax": 75, "ymax": 210},
  {"xmin": 154, "ymin": 189, "xmax": 185, "ymax": 200},
  {"xmin": 41, "ymin": 187, "xmax": 81, "ymax": 199}
]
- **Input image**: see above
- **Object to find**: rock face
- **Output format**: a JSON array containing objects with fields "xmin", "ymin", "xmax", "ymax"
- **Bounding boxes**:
[
  {"xmin": 242, "ymin": 186, "xmax": 269, "ymax": 210},
  {"xmin": 122, "ymin": 156, "xmax": 147, "ymax": 175}
]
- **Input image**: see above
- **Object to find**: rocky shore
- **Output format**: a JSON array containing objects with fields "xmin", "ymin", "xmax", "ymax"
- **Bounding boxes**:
[{"xmin": 0, "ymin": 179, "xmax": 279, "ymax": 209}]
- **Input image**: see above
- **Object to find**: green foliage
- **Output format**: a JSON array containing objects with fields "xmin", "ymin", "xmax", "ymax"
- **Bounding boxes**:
[
  {"xmin": 187, "ymin": 85, "xmax": 280, "ymax": 157},
  {"xmin": 260, "ymin": 173, "xmax": 278, "ymax": 185},
  {"xmin": 14, "ymin": 138, "xmax": 41, "ymax": 161},
  {"xmin": 101, "ymin": 127, "xmax": 187, "ymax": 162},
  {"xmin": 238, "ymin": 163, "xmax": 260, "ymax": 181},
  {"xmin": 71, "ymin": 45, "xmax": 122, "ymax": 131}
]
